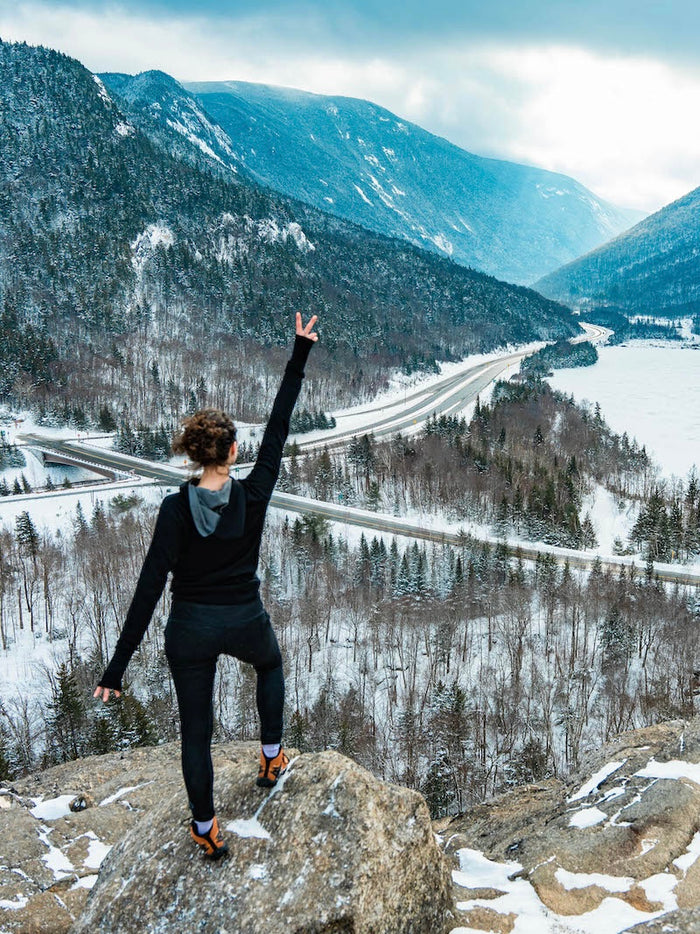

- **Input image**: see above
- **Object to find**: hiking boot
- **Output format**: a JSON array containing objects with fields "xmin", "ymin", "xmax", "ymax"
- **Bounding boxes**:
[
  {"xmin": 189, "ymin": 815, "xmax": 228, "ymax": 860},
  {"xmin": 257, "ymin": 747, "xmax": 289, "ymax": 788}
]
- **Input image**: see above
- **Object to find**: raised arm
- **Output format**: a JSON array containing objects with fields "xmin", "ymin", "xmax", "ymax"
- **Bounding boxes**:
[
  {"xmin": 95, "ymin": 498, "xmax": 185, "ymax": 698},
  {"xmin": 243, "ymin": 313, "xmax": 318, "ymax": 502}
]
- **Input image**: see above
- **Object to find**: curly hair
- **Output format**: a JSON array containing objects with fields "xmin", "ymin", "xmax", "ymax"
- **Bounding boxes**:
[{"xmin": 172, "ymin": 409, "xmax": 237, "ymax": 468}]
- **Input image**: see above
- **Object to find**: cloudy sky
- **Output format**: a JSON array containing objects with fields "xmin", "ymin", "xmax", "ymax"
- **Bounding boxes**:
[{"xmin": 2, "ymin": 0, "xmax": 700, "ymax": 212}]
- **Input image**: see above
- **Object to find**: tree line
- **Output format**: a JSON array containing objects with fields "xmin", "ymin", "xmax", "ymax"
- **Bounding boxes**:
[{"xmin": 1, "ymin": 499, "xmax": 699, "ymax": 821}]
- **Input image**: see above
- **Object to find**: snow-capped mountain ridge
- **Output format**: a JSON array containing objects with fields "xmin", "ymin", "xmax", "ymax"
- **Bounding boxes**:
[{"xmin": 99, "ymin": 71, "xmax": 643, "ymax": 285}]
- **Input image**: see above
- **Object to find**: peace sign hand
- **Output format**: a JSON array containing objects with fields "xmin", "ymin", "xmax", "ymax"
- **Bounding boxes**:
[{"xmin": 296, "ymin": 312, "xmax": 319, "ymax": 342}]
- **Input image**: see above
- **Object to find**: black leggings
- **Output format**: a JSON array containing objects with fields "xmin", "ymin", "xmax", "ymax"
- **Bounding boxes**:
[{"xmin": 164, "ymin": 597, "xmax": 284, "ymax": 821}]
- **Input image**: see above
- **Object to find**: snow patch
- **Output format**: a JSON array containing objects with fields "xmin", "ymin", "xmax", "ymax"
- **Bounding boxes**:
[
  {"xmin": 431, "ymin": 233, "xmax": 454, "ymax": 255},
  {"xmin": 226, "ymin": 817, "xmax": 271, "ymax": 840},
  {"xmin": 638, "ymin": 872, "xmax": 678, "ymax": 910},
  {"xmin": 569, "ymin": 761, "xmax": 626, "ymax": 802},
  {"xmin": 71, "ymin": 875, "xmax": 98, "ymax": 890},
  {"xmin": 638, "ymin": 838, "xmax": 658, "ymax": 857},
  {"xmin": 131, "ymin": 224, "xmax": 175, "ymax": 272},
  {"xmin": 256, "ymin": 218, "xmax": 315, "ymax": 253},
  {"xmin": 114, "ymin": 121, "xmax": 135, "ymax": 137},
  {"xmin": 452, "ymin": 846, "xmax": 671, "ymax": 934},
  {"xmin": 635, "ymin": 758, "xmax": 700, "ymax": 784},
  {"xmin": 92, "ymin": 75, "xmax": 112, "ymax": 107},
  {"xmin": 37, "ymin": 824, "xmax": 74, "ymax": 879},
  {"xmin": 0, "ymin": 894, "xmax": 29, "ymax": 910},
  {"xmin": 166, "ymin": 118, "xmax": 223, "ymax": 163},
  {"xmin": 555, "ymin": 868, "xmax": 633, "ymax": 892},
  {"xmin": 99, "ymin": 780, "xmax": 154, "ymax": 806},
  {"xmin": 673, "ymin": 831, "xmax": 700, "ymax": 874},
  {"xmin": 30, "ymin": 794, "xmax": 76, "ymax": 821},
  {"xmin": 84, "ymin": 838, "xmax": 112, "ymax": 869},
  {"xmin": 569, "ymin": 807, "xmax": 607, "ymax": 828},
  {"xmin": 353, "ymin": 184, "xmax": 373, "ymax": 206}
]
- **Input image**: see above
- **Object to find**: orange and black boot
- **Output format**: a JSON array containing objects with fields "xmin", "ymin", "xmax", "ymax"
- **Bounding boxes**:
[
  {"xmin": 257, "ymin": 747, "xmax": 289, "ymax": 788},
  {"xmin": 189, "ymin": 815, "xmax": 228, "ymax": 860}
]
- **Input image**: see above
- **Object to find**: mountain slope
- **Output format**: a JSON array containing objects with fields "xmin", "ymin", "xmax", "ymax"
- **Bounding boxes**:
[
  {"xmin": 535, "ymin": 186, "xmax": 700, "ymax": 315},
  {"xmin": 0, "ymin": 40, "xmax": 579, "ymax": 423},
  {"xmin": 98, "ymin": 72, "xmax": 642, "ymax": 286}
]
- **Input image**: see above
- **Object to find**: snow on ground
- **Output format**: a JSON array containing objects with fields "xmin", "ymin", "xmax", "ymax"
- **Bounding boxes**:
[
  {"xmin": 29, "ymin": 794, "xmax": 76, "ymax": 821},
  {"xmin": 37, "ymin": 824, "xmax": 75, "ymax": 879},
  {"xmin": 99, "ymin": 782, "xmax": 154, "ymax": 806},
  {"xmin": 634, "ymin": 758, "xmax": 700, "ymax": 784},
  {"xmin": 450, "ymin": 846, "xmax": 672, "ymax": 934},
  {"xmin": 282, "ymin": 342, "xmax": 540, "ymax": 447},
  {"xmin": 555, "ymin": 868, "xmax": 633, "ymax": 892},
  {"xmin": 568, "ymin": 807, "xmax": 607, "ymax": 828},
  {"xmin": 0, "ymin": 478, "xmax": 164, "ymax": 534},
  {"xmin": 226, "ymin": 817, "xmax": 272, "ymax": 840},
  {"xmin": 673, "ymin": 832, "xmax": 700, "ymax": 873},
  {"xmin": 548, "ymin": 342, "xmax": 700, "ymax": 480},
  {"xmin": 83, "ymin": 835, "xmax": 112, "ymax": 869},
  {"xmin": 569, "ymin": 761, "xmax": 627, "ymax": 802},
  {"xmin": 580, "ymin": 486, "xmax": 638, "ymax": 555}
]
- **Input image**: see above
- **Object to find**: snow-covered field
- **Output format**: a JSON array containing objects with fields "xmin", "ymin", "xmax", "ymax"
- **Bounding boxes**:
[{"xmin": 548, "ymin": 342, "xmax": 700, "ymax": 480}]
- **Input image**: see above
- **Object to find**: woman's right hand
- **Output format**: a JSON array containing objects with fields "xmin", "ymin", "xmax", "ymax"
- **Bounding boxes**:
[
  {"xmin": 296, "ymin": 312, "xmax": 318, "ymax": 342},
  {"xmin": 93, "ymin": 685, "xmax": 121, "ymax": 703}
]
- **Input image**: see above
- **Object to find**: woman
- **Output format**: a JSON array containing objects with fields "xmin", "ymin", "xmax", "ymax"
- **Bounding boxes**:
[{"xmin": 94, "ymin": 313, "xmax": 318, "ymax": 860}]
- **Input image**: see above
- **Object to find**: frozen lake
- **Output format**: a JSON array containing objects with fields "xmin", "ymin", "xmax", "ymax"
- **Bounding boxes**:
[{"xmin": 548, "ymin": 343, "xmax": 700, "ymax": 480}]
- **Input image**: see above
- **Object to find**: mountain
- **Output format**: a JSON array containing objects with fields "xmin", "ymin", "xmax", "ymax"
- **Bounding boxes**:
[
  {"xmin": 0, "ymin": 40, "xmax": 579, "ymax": 424},
  {"xmin": 99, "ymin": 71, "xmax": 643, "ymax": 286},
  {"xmin": 535, "ymin": 185, "xmax": 700, "ymax": 315}
]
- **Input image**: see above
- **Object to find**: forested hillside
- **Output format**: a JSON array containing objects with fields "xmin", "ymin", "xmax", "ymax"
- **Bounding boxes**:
[
  {"xmin": 1, "ymin": 483, "xmax": 698, "ymax": 817},
  {"xmin": 100, "ymin": 69, "xmax": 641, "ymax": 285},
  {"xmin": 0, "ymin": 40, "xmax": 579, "ymax": 428},
  {"xmin": 535, "ymin": 185, "xmax": 700, "ymax": 316}
]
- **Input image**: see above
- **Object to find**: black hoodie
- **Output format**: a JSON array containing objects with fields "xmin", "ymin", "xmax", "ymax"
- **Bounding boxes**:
[{"xmin": 98, "ymin": 335, "xmax": 314, "ymax": 690}]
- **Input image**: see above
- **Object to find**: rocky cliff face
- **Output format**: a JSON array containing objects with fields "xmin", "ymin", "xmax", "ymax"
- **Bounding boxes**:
[
  {"xmin": 443, "ymin": 717, "xmax": 700, "ymax": 932},
  {"xmin": 6, "ymin": 719, "xmax": 700, "ymax": 933}
]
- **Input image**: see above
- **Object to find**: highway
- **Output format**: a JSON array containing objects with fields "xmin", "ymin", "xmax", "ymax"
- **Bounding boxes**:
[{"xmin": 16, "ymin": 323, "xmax": 697, "ymax": 587}]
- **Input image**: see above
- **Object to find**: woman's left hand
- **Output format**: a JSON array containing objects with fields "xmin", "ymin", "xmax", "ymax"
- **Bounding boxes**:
[{"xmin": 93, "ymin": 685, "xmax": 121, "ymax": 703}]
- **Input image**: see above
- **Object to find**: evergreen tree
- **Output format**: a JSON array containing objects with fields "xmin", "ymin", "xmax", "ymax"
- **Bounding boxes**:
[
  {"xmin": 48, "ymin": 662, "xmax": 88, "ymax": 762},
  {"xmin": 15, "ymin": 511, "xmax": 39, "ymax": 563}
]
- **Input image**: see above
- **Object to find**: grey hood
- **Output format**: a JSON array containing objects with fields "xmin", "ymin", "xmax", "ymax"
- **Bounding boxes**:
[{"xmin": 188, "ymin": 478, "xmax": 233, "ymax": 537}]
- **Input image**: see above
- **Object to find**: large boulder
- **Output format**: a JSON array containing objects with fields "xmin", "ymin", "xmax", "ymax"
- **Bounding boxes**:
[{"xmin": 70, "ymin": 748, "xmax": 452, "ymax": 934}]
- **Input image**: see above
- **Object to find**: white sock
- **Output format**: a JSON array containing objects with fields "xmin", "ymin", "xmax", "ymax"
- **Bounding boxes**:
[
  {"xmin": 262, "ymin": 743, "xmax": 280, "ymax": 759},
  {"xmin": 195, "ymin": 818, "xmax": 214, "ymax": 835}
]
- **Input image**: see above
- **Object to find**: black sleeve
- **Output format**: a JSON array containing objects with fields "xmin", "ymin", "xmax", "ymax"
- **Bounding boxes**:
[
  {"xmin": 242, "ymin": 335, "xmax": 314, "ymax": 502},
  {"xmin": 98, "ymin": 499, "xmax": 184, "ymax": 691}
]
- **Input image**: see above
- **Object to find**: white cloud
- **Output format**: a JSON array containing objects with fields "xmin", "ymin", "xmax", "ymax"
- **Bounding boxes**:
[{"xmin": 2, "ymin": 4, "xmax": 700, "ymax": 211}]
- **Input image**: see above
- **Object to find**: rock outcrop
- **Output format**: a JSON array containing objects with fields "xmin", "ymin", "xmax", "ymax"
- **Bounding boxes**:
[
  {"xmin": 442, "ymin": 718, "xmax": 700, "ymax": 932},
  {"xmin": 626, "ymin": 905, "xmax": 700, "ymax": 932},
  {"xmin": 0, "ymin": 742, "xmax": 452, "ymax": 934},
  {"xmin": 10, "ymin": 716, "xmax": 700, "ymax": 933}
]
